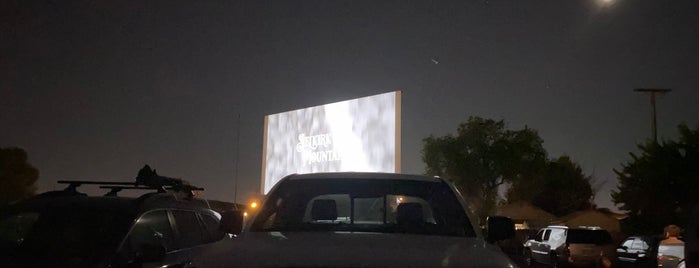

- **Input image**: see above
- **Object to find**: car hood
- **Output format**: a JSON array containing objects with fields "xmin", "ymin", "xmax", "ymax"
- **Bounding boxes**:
[{"xmin": 199, "ymin": 232, "xmax": 517, "ymax": 268}]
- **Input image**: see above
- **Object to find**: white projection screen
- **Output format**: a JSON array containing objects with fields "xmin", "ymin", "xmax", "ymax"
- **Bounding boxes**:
[{"xmin": 261, "ymin": 91, "xmax": 402, "ymax": 194}]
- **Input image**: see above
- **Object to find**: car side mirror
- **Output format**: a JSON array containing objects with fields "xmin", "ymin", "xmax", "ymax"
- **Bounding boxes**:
[
  {"xmin": 136, "ymin": 243, "xmax": 166, "ymax": 263},
  {"xmin": 486, "ymin": 216, "xmax": 515, "ymax": 243},
  {"xmin": 220, "ymin": 210, "xmax": 245, "ymax": 235}
]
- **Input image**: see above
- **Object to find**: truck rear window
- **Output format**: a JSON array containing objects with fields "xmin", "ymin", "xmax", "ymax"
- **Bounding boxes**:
[{"xmin": 250, "ymin": 178, "xmax": 476, "ymax": 237}]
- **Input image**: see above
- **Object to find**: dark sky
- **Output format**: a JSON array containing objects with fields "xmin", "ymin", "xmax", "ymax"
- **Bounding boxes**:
[{"xmin": 2, "ymin": 0, "xmax": 698, "ymax": 211}]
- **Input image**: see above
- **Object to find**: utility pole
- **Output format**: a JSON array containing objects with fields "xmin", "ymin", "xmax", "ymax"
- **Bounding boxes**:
[
  {"xmin": 234, "ymin": 113, "xmax": 241, "ymax": 204},
  {"xmin": 634, "ymin": 88, "xmax": 671, "ymax": 143}
]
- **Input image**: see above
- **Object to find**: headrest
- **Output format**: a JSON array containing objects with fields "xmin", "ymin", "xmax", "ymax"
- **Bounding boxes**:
[{"xmin": 311, "ymin": 199, "xmax": 337, "ymax": 221}]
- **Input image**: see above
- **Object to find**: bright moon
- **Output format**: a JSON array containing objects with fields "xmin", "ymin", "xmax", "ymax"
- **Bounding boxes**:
[{"xmin": 598, "ymin": 0, "xmax": 615, "ymax": 6}]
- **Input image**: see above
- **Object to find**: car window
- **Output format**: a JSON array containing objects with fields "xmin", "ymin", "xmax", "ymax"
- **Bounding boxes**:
[
  {"xmin": 171, "ymin": 210, "xmax": 207, "ymax": 249},
  {"xmin": 543, "ymin": 229, "xmax": 551, "ymax": 241},
  {"xmin": 621, "ymin": 238, "xmax": 634, "ymax": 248},
  {"xmin": 301, "ymin": 194, "xmax": 436, "ymax": 225},
  {"xmin": 535, "ymin": 229, "xmax": 544, "ymax": 241},
  {"xmin": 549, "ymin": 228, "xmax": 565, "ymax": 244},
  {"xmin": 123, "ymin": 210, "xmax": 175, "ymax": 255},
  {"xmin": 303, "ymin": 194, "xmax": 351, "ymax": 223},
  {"xmin": 632, "ymin": 238, "xmax": 650, "ymax": 250},
  {"xmin": 250, "ymin": 178, "xmax": 474, "ymax": 237},
  {"xmin": 199, "ymin": 211, "xmax": 225, "ymax": 243},
  {"xmin": 353, "ymin": 196, "xmax": 385, "ymax": 223}
]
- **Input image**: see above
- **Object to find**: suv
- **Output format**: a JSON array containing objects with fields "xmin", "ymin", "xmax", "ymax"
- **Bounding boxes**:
[
  {"xmin": 0, "ymin": 166, "xmax": 231, "ymax": 268},
  {"xmin": 212, "ymin": 172, "xmax": 518, "ymax": 267},
  {"xmin": 523, "ymin": 225, "xmax": 615, "ymax": 267}
]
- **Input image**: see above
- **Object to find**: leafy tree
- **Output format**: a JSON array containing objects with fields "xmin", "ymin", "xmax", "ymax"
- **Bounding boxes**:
[
  {"xmin": 612, "ymin": 123, "xmax": 699, "ymax": 234},
  {"xmin": 0, "ymin": 147, "xmax": 39, "ymax": 205},
  {"xmin": 422, "ymin": 117, "xmax": 547, "ymax": 221},
  {"xmin": 507, "ymin": 156, "xmax": 594, "ymax": 216}
]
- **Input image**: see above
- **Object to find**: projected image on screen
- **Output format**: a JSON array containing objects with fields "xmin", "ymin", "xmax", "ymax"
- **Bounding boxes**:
[{"xmin": 262, "ymin": 91, "xmax": 401, "ymax": 193}]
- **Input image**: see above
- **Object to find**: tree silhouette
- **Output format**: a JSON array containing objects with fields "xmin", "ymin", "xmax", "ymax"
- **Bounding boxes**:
[
  {"xmin": 422, "ymin": 116, "xmax": 548, "ymax": 221},
  {"xmin": 0, "ymin": 147, "xmax": 39, "ymax": 205},
  {"xmin": 612, "ymin": 123, "xmax": 699, "ymax": 234},
  {"xmin": 507, "ymin": 156, "xmax": 594, "ymax": 216}
]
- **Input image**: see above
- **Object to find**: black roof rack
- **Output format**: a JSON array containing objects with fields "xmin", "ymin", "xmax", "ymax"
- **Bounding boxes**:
[
  {"xmin": 57, "ymin": 180, "xmax": 136, "ymax": 194},
  {"xmin": 99, "ymin": 185, "xmax": 205, "ymax": 196},
  {"xmin": 100, "ymin": 186, "xmax": 159, "ymax": 196},
  {"xmin": 55, "ymin": 165, "xmax": 204, "ymax": 197}
]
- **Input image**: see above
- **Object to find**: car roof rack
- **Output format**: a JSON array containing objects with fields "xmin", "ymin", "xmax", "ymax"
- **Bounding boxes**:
[
  {"xmin": 56, "ymin": 165, "xmax": 204, "ymax": 197},
  {"xmin": 98, "ymin": 185, "xmax": 205, "ymax": 196},
  {"xmin": 57, "ymin": 180, "xmax": 136, "ymax": 193}
]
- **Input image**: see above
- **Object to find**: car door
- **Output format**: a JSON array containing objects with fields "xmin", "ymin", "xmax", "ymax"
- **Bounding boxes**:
[
  {"xmin": 539, "ymin": 229, "xmax": 554, "ymax": 264},
  {"xmin": 631, "ymin": 237, "xmax": 655, "ymax": 267},
  {"xmin": 196, "ymin": 210, "xmax": 226, "ymax": 243},
  {"xmin": 530, "ymin": 229, "xmax": 550, "ymax": 263},
  {"xmin": 116, "ymin": 209, "xmax": 180, "ymax": 267},
  {"xmin": 169, "ymin": 209, "xmax": 209, "ymax": 267},
  {"xmin": 169, "ymin": 209, "xmax": 230, "ymax": 267}
]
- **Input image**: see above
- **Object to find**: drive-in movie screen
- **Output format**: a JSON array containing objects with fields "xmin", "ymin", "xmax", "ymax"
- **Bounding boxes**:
[{"xmin": 261, "ymin": 91, "xmax": 401, "ymax": 193}]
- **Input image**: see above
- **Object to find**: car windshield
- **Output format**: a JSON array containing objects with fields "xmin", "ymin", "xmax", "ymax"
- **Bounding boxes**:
[
  {"xmin": 566, "ymin": 229, "xmax": 612, "ymax": 245},
  {"xmin": 0, "ymin": 204, "xmax": 134, "ymax": 264},
  {"xmin": 249, "ymin": 178, "xmax": 475, "ymax": 237}
]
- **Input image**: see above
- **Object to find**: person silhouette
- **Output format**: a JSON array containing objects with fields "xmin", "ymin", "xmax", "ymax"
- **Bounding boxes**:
[{"xmin": 660, "ymin": 224, "xmax": 684, "ymax": 245}]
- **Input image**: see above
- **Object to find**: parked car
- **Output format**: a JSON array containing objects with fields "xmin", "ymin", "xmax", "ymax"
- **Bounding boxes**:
[
  {"xmin": 209, "ymin": 172, "xmax": 518, "ymax": 267},
  {"xmin": 615, "ymin": 235, "xmax": 659, "ymax": 268},
  {"xmin": 523, "ymin": 225, "xmax": 615, "ymax": 267},
  {"xmin": 0, "ymin": 166, "xmax": 232, "ymax": 268}
]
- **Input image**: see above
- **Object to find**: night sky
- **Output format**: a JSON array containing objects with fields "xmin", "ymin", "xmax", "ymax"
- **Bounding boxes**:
[{"xmin": 2, "ymin": 0, "xmax": 698, "ymax": 211}]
